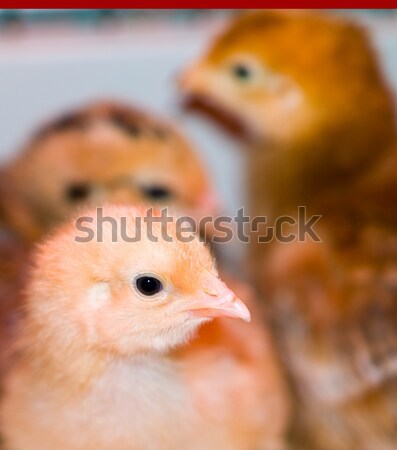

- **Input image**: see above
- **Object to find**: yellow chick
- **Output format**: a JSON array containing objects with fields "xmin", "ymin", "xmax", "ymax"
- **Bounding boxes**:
[
  {"xmin": 180, "ymin": 10, "xmax": 397, "ymax": 450},
  {"xmin": 0, "ymin": 100, "xmax": 216, "ymax": 243},
  {"xmin": 0, "ymin": 205, "xmax": 289, "ymax": 450}
]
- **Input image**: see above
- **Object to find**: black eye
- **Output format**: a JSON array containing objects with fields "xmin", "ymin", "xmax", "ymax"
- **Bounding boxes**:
[
  {"xmin": 66, "ymin": 183, "xmax": 91, "ymax": 202},
  {"xmin": 231, "ymin": 64, "xmax": 252, "ymax": 81},
  {"xmin": 136, "ymin": 276, "xmax": 163, "ymax": 296},
  {"xmin": 142, "ymin": 186, "xmax": 172, "ymax": 200}
]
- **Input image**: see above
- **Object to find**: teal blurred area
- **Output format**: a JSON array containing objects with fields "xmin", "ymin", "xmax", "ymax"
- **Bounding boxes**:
[
  {"xmin": 0, "ymin": 9, "xmax": 396, "ymax": 27},
  {"xmin": 0, "ymin": 9, "xmax": 227, "ymax": 27}
]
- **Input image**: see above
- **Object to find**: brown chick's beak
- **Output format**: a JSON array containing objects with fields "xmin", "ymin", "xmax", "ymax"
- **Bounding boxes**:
[
  {"xmin": 186, "ymin": 279, "xmax": 251, "ymax": 323},
  {"xmin": 178, "ymin": 63, "xmax": 203, "ymax": 95}
]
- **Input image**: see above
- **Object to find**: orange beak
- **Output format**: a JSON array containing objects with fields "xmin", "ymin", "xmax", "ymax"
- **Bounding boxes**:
[{"xmin": 184, "ymin": 277, "xmax": 251, "ymax": 323}]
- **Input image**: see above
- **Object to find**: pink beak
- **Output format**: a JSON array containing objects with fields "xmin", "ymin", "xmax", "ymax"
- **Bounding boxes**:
[{"xmin": 185, "ymin": 277, "xmax": 251, "ymax": 323}]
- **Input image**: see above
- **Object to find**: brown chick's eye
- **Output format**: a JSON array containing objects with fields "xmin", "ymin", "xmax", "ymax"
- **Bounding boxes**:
[
  {"xmin": 136, "ymin": 276, "xmax": 163, "ymax": 296},
  {"xmin": 66, "ymin": 183, "xmax": 91, "ymax": 202},
  {"xmin": 142, "ymin": 186, "xmax": 172, "ymax": 200},
  {"xmin": 232, "ymin": 64, "xmax": 251, "ymax": 81}
]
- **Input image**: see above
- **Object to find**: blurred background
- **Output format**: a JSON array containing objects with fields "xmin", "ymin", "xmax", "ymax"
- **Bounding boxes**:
[
  {"xmin": 1, "ymin": 11, "xmax": 397, "ymax": 450},
  {"xmin": 0, "ymin": 9, "xmax": 397, "ymax": 266}
]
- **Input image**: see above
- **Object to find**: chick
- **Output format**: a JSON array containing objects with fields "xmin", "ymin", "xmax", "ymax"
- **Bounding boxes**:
[
  {"xmin": 0, "ymin": 101, "xmax": 216, "ymax": 243},
  {"xmin": 0, "ymin": 205, "xmax": 289, "ymax": 450},
  {"xmin": 0, "ymin": 99, "xmax": 218, "ymax": 384},
  {"xmin": 180, "ymin": 10, "xmax": 397, "ymax": 449}
]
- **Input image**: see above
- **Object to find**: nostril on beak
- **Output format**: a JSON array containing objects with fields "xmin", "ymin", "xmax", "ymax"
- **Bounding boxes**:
[
  {"xmin": 223, "ymin": 292, "xmax": 236, "ymax": 304},
  {"xmin": 205, "ymin": 288, "xmax": 239, "ymax": 306},
  {"xmin": 203, "ymin": 288, "xmax": 218, "ymax": 297}
]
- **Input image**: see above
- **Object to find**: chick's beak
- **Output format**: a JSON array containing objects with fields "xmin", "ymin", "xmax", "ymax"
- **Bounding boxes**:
[
  {"xmin": 178, "ymin": 62, "xmax": 206, "ymax": 96},
  {"xmin": 185, "ymin": 277, "xmax": 251, "ymax": 323}
]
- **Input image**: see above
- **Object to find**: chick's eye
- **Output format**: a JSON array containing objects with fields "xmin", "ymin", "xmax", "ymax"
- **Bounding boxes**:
[
  {"xmin": 231, "ymin": 63, "xmax": 252, "ymax": 81},
  {"xmin": 66, "ymin": 183, "xmax": 91, "ymax": 202},
  {"xmin": 142, "ymin": 186, "xmax": 172, "ymax": 200},
  {"xmin": 136, "ymin": 276, "xmax": 163, "ymax": 296}
]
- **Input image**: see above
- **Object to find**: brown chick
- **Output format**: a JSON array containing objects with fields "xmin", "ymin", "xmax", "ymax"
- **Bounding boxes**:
[
  {"xmin": 0, "ymin": 100, "xmax": 216, "ymax": 243},
  {"xmin": 0, "ymin": 205, "xmax": 289, "ymax": 450},
  {"xmin": 180, "ymin": 10, "xmax": 397, "ymax": 450}
]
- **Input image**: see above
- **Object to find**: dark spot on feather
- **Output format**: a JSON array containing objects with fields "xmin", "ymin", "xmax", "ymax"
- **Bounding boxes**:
[
  {"xmin": 33, "ymin": 113, "xmax": 88, "ymax": 141},
  {"xmin": 50, "ymin": 114, "xmax": 88, "ymax": 132},
  {"xmin": 109, "ymin": 112, "xmax": 141, "ymax": 137}
]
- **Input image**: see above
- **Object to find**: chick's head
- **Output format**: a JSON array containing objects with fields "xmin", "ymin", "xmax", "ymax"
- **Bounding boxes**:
[
  {"xmin": 180, "ymin": 11, "xmax": 395, "ymax": 148},
  {"xmin": 26, "ymin": 205, "xmax": 249, "ymax": 357},
  {"xmin": 1, "ymin": 101, "xmax": 215, "ymax": 242}
]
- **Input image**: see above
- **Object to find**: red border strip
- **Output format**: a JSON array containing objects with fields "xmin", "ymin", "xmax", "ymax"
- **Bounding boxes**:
[{"xmin": 0, "ymin": 5, "xmax": 396, "ymax": 9}]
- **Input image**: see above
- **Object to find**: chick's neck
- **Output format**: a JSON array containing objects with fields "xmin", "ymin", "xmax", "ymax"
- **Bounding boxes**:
[{"xmin": 250, "ymin": 106, "xmax": 397, "ymax": 236}]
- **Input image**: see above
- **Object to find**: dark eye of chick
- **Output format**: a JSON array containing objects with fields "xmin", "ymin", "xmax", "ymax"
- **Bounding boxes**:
[
  {"xmin": 142, "ymin": 186, "xmax": 172, "ymax": 200},
  {"xmin": 232, "ymin": 64, "xmax": 252, "ymax": 81},
  {"xmin": 66, "ymin": 183, "xmax": 91, "ymax": 202},
  {"xmin": 136, "ymin": 276, "xmax": 163, "ymax": 296}
]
